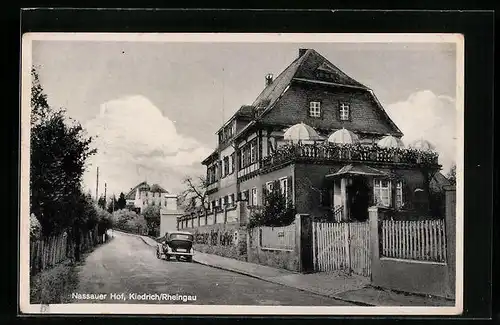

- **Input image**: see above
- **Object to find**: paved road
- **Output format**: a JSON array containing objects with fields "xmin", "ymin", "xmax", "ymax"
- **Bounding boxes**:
[{"xmin": 72, "ymin": 231, "xmax": 353, "ymax": 306}]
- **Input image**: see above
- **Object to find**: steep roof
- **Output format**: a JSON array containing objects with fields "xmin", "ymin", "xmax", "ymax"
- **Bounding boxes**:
[
  {"xmin": 233, "ymin": 48, "xmax": 402, "ymax": 140},
  {"xmin": 293, "ymin": 50, "xmax": 369, "ymax": 89},
  {"xmin": 125, "ymin": 181, "xmax": 169, "ymax": 200}
]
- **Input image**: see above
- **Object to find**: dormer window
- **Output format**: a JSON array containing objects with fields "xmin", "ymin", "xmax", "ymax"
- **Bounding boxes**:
[
  {"xmin": 340, "ymin": 102, "xmax": 350, "ymax": 121},
  {"xmin": 309, "ymin": 101, "xmax": 321, "ymax": 118}
]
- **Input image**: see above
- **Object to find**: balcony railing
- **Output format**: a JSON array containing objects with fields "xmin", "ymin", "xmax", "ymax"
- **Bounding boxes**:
[
  {"xmin": 261, "ymin": 143, "xmax": 439, "ymax": 169},
  {"xmin": 237, "ymin": 161, "xmax": 260, "ymax": 179},
  {"xmin": 206, "ymin": 181, "xmax": 218, "ymax": 193}
]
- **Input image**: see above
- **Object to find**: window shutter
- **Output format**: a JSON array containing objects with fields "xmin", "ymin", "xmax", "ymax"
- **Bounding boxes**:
[
  {"xmin": 287, "ymin": 176, "xmax": 293, "ymax": 203},
  {"xmin": 319, "ymin": 100, "xmax": 324, "ymax": 119},
  {"xmin": 262, "ymin": 184, "xmax": 267, "ymax": 205}
]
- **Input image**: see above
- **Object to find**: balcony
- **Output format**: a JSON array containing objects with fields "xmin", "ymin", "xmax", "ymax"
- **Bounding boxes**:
[
  {"xmin": 261, "ymin": 142, "xmax": 440, "ymax": 171},
  {"xmin": 237, "ymin": 161, "xmax": 260, "ymax": 179},
  {"xmin": 206, "ymin": 181, "xmax": 219, "ymax": 193}
]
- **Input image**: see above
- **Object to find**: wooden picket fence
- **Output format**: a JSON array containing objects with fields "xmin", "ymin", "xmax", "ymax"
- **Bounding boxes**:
[
  {"xmin": 312, "ymin": 221, "xmax": 371, "ymax": 277},
  {"xmin": 30, "ymin": 227, "xmax": 103, "ymax": 275},
  {"xmin": 380, "ymin": 219, "xmax": 447, "ymax": 263}
]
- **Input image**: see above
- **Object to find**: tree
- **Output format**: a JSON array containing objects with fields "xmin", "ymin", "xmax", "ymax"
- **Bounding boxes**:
[
  {"xmin": 30, "ymin": 66, "xmax": 97, "ymax": 237},
  {"xmin": 180, "ymin": 175, "xmax": 208, "ymax": 215},
  {"xmin": 106, "ymin": 195, "xmax": 119, "ymax": 213},
  {"xmin": 117, "ymin": 192, "xmax": 127, "ymax": 210},
  {"xmin": 98, "ymin": 195, "xmax": 107, "ymax": 210},
  {"xmin": 142, "ymin": 205, "xmax": 161, "ymax": 237},
  {"xmin": 446, "ymin": 164, "xmax": 456, "ymax": 186},
  {"xmin": 248, "ymin": 189, "xmax": 296, "ymax": 228}
]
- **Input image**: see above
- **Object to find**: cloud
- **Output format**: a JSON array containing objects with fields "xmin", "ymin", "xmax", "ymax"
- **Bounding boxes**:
[
  {"xmin": 385, "ymin": 90, "xmax": 457, "ymax": 173},
  {"xmin": 82, "ymin": 95, "xmax": 212, "ymax": 197}
]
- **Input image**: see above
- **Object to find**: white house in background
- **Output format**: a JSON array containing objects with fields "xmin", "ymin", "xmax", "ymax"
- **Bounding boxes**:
[
  {"xmin": 125, "ymin": 181, "xmax": 171, "ymax": 213},
  {"xmin": 160, "ymin": 194, "xmax": 184, "ymax": 236}
]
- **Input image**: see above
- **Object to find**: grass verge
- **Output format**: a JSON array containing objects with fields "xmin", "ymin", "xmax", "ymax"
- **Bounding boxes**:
[
  {"xmin": 30, "ymin": 259, "xmax": 80, "ymax": 304},
  {"xmin": 30, "ymin": 237, "xmax": 113, "ymax": 304}
]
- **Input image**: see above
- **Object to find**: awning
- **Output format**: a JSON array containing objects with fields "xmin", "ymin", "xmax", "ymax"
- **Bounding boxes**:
[{"xmin": 325, "ymin": 164, "xmax": 389, "ymax": 179}]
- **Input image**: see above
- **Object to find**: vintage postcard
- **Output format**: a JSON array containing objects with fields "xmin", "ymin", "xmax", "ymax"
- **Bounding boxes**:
[{"xmin": 20, "ymin": 33, "xmax": 464, "ymax": 315}]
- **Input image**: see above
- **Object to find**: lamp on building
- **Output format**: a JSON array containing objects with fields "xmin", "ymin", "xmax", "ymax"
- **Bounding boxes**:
[
  {"xmin": 377, "ymin": 135, "xmax": 405, "ymax": 148},
  {"xmin": 327, "ymin": 128, "xmax": 360, "ymax": 144},
  {"xmin": 283, "ymin": 122, "xmax": 323, "ymax": 143}
]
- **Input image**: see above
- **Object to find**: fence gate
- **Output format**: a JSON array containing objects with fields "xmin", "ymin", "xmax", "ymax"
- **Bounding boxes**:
[{"xmin": 312, "ymin": 221, "xmax": 371, "ymax": 277}]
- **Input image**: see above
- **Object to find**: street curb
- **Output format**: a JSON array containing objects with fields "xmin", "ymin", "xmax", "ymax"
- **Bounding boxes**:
[
  {"xmin": 139, "ymin": 236, "xmax": 157, "ymax": 247},
  {"xmin": 192, "ymin": 258, "xmax": 374, "ymax": 306}
]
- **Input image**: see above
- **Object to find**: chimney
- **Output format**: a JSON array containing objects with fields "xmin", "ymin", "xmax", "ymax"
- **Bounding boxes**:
[
  {"xmin": 299, "ymin": 48, "xmax": 308, "ymax": 58},
  {"xmin": 265, "ymin": 73, "xmax": 273, "ymax": 86}
]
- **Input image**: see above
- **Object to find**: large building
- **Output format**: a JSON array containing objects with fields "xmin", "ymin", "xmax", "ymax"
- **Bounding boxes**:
[{"xmin": 200, "ymin": 48, "xmax": 441, "ymax": 223}]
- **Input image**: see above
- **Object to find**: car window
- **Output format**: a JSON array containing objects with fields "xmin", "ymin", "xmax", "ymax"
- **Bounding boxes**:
[{"xmin": 169, "ymin": 233, "xmax": 193, "ymax": 241}]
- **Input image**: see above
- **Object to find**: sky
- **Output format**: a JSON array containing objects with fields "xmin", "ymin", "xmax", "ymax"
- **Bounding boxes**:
[{"xmin": 31, "ymin": 38, "xmax": 459, "ymax": 197}]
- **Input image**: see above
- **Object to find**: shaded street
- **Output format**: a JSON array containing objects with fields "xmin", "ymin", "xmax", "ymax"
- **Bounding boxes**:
[{"xmin": 72, "ymin": 231, "xmax": 354, "ymax": 305}]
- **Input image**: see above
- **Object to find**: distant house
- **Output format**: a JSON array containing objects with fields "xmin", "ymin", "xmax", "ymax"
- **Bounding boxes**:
[
  {"xmin": 199, "ymin": 48, "xmax": 442, "ymax": 223},
  {"xmin": 125, "ymin": 181, "xmax": 173, "ymax": 214}
]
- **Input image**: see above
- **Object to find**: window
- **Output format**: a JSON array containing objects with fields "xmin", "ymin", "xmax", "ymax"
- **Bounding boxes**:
[
  {"xmin": 266, "ymin": 181, "xmax": 274, "ymax": 193},
  {"xmin": 230, "ymin": 153, "xmax": 235, "ymax": 173},
  {"xmin": 396, "ymin": 181, "xmax": 403, "ymax": 209},
  {"xmin": 229, "ymin": 194, "xmax": 235, "ymax": 205},
  {"xmin": 374, "ymin": 179, "xmax": 392, "ymax": 207},
  {"xmin": 223, "ymin": 156, "xmax": 229, "ymax": 177},
  {"xmin": 340, "ymin": 103, "xmax": 350, "ymax": 121},
  {"xmin": 309, "ymin": 101, "xmax": 321, "ymax": 117},
  {"xmin": 223, "ymin": 196, "xmax": 228, "ymax": 206},
  {"xmin": 279, "ymin": 177, "xmax": 288, "ymax": 199},
  {"xmin": 251, "ymin": 188, "xmax": 258, "ymax": 206},
  {"xmin": 250, "ymin": 140, "xmax": 257, "ymax": 163}
]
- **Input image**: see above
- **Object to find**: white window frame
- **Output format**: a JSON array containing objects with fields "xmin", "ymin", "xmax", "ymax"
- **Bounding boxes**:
[
  {"xmin": 340, "ymin": 103, "xmax": 350, "ymax": 121},
  {"xmin": 309, "ymin": 101, "xmax": 321, "ymax": 118},
  {"xmin": 251, "ymin": 187, "xmax": 258, "ymax": 206},
  {"xmin": 374, "ymin": 179, "xmax": 392, "ymax": 207},
  {"xmin": 279, "ymin": 177, "xmax": 288, "ymax": 199},
  {"xmin": 250, "ymin": 141, "xmax": 256, "ymax": 163}
]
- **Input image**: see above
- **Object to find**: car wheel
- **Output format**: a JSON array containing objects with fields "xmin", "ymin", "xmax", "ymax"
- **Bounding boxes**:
[
  {"xmin": 165, "ymin": 254, "xmax": 170, "ymax": 261},
  {"xmin": 186, "ymin": 256, "xmax": 193, "ymax": 263},
  {"xmin": 176, "ymin": 256, "xmax": 181, "ymax": 261}
]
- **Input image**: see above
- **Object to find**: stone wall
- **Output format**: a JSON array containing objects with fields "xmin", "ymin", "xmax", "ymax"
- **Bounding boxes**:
[
  {"xmin": 192, "ymin": 222, "xmax": 248, "ymax": 261},
  {"xmin": 246, "ymin": 226, "xmax": 299, "ymax": 272}
]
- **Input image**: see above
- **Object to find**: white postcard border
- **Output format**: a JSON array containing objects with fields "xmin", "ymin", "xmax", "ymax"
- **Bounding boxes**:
[{"xmin": 19, "ymin": 32, "xmax": 464, "ymax": 316}]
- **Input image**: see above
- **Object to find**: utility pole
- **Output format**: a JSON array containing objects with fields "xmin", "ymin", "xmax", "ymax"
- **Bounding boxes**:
[
  {"xmin": 95, "ymin": 167, "xmax": 99, "ymax": 201},
  {"xmin": 104, "ymin": 183, "xmax": 107, "ymax": 206}
]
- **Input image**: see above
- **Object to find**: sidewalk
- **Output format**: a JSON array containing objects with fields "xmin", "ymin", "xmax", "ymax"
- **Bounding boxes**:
[
  {"xmin": 137, "ymin": 233, "xmax": 454, "ymax": 307},
  {"xmin": 193, "ymin": 251, "xmax": 454, "ymax": 307}
]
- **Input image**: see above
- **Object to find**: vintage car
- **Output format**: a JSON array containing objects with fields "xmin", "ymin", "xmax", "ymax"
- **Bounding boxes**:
[{"xmin": 156, "ymin": 231, "xmax": 194, "ymax": 262}]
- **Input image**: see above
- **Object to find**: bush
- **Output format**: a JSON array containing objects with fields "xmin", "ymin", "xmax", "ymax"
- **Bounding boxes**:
[
  {"xmin": 112, "ymin": 209, "xmax": 147, "ymax": 234},
  {"xmin": 30, "ymin": 213, "xmax": 42, "ymax": 240},
  {"xmin": 142, "ymin": 205, "xmax": 161, "ymax": 237},
  {"xmin": 248, "ymin": 190, "xmax": 296, "ymax": 228}
]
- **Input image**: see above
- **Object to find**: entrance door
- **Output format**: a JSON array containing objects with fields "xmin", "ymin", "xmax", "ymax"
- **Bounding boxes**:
[{"xmin": 347, "ymin": 177, "xmax": 370, "ymax": 222}]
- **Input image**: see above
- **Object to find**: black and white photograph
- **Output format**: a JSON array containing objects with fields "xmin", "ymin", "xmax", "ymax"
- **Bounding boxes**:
[{"xmin": 20, "ymin": 33, "xmax": 464, "ymax": 315}]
